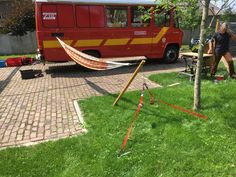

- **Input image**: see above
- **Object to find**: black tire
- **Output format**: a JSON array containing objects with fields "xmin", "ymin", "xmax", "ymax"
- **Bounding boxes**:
[
  {"xmin": 163, "ymin": 45, "xmax": 179, "ymax": 64},
  {"xmin": 83, "ymin": 50, "xmax": 101, "ymax": 58}
]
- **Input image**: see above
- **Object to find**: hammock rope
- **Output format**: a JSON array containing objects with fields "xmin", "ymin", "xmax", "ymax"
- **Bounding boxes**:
[{"xmin": 118, "ymin": 82, "xmax": 155, "ymax": 156}]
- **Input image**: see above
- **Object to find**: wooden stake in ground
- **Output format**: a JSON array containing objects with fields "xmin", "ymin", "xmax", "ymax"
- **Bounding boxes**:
[{"xmin": 113, "ymin": 60, "xmax": 146, "ymax": 106}]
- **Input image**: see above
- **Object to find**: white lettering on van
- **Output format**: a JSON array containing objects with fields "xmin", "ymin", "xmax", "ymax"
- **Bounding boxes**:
[
  {"xmin": 134, "ymin": 31, "xmax": 147, "ymax": 36},
  {"xmin": 43, "ymin": 12, "xmax": 57, "ymax": 20}
]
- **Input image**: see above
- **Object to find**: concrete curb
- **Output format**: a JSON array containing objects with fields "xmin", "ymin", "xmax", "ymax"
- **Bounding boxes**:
[
  {"xmin": 73, "ymin": 99, "xmax": 85, "ymax": 127},
  {"xmin": 0, "ymin": 130, "xmax": 87, "ymax": 151}
]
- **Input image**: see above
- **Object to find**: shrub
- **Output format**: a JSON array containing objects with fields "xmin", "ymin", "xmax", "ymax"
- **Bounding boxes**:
[{"xmin": 0, "ymin": 0, "xmax": 35, "ymax": 36}]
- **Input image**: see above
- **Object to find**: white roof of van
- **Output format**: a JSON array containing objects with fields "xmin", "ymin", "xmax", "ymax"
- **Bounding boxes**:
[{"xmin": 34, "ymin": 0, "xmax": 159, "ymax": 5}]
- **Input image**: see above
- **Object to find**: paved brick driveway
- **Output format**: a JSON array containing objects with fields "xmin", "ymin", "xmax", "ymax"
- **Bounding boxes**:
[{"xmin": 0, "ymin": 60, "xmax": 185, "ymax": 149}]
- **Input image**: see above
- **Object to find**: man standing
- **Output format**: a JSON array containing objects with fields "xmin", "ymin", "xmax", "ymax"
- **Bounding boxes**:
[{"xmin": 208, "ymin": 22, "xmax": 236, "ymax": 78}]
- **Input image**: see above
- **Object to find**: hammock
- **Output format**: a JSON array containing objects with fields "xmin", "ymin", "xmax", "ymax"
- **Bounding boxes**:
[{"xmin": 56, "ymin": 37, "xmax": 134, "ymax": 71}]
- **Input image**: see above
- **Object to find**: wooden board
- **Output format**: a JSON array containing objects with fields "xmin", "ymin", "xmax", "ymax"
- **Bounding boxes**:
[
  {"xmin": 102, "ymin": 56, "xmax": 147, "ymax": 62},
  {"xmin": 180, "ymin": 52, "xmax": 213, "ymax": 58}
]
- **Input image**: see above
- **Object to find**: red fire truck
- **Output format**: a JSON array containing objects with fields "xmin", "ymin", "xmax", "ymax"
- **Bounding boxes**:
[{"xmin": 35, "ymin": 0, "xmax": 183, "ymax": 63}]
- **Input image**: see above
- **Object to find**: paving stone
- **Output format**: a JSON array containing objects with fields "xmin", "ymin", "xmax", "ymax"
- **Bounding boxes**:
[{"xmin": 0, "ymin": 61, "xmax": 184, "ymax": 149}]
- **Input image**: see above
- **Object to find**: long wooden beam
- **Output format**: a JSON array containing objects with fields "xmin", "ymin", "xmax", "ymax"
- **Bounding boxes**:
[{"xmin": 113, "ymin": 60, "xmax": 146, "ymax": 106}]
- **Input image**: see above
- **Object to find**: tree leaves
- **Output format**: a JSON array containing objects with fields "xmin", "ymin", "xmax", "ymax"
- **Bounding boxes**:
[{"xmin": 0, "ymin": 0, "xmax": 35, "ymax": 36}]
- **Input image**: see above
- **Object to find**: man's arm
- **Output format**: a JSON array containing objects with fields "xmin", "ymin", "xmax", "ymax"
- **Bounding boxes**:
[{"xmin": 208, "ymin": 39, "xmax": 215, "ymax": 54}]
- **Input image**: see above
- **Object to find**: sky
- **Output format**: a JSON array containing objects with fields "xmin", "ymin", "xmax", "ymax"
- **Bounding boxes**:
[{"xmin": 212, "ymin": 0, "xmax": 236, "ymax": 11}]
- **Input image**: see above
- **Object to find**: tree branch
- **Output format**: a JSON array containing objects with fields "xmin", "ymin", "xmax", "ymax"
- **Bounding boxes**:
[{"xmin": 208, "ymin": 0, "xmax": 233, "ymax": 28}]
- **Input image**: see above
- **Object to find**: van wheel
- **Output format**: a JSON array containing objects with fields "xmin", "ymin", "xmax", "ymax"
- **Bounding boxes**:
[
  {"xmin": 83, "ymin": 51, "xmax": 101, "ymax": 58},
  {"xmin": 163, "ymin": 46, "xmax": 179, "ymax": 64}
]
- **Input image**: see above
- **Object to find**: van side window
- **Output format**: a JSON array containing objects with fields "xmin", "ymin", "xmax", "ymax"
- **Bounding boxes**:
[
  {"xmin": 106, "ymin": 7, "xmax": 128, "ymax": 28},
  {"xmin": 155, "ymin": 10, "xmax": 170, "ymax": 27},
  {"xmin": 131, "ymin": 7, "xmax": 150, "ymax": 27}
]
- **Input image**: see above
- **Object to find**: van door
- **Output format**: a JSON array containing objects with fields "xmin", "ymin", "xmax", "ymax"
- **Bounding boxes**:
[
  {"xmin": 41, "ymin": 4, "xmax": 58, "ymax": 28},
  {"xmin": 41, "ymin": 4, "xmax": 75, "ymax": 61},
  {"xmin": 151, "ymin": 9, "xmax": 170, "ymax": 58},
  {"xmin": 128, "ymin": 6, "xmax": 152, "ymax": 57}
]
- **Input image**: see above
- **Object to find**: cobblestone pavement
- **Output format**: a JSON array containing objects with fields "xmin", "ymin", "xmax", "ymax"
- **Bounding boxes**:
[{"xmin": 0, "ymin": 60, "xmax": 185, "ymax": 149}]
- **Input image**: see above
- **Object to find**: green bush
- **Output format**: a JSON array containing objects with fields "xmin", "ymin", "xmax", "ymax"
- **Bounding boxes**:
[{"xmin": 0, "ymin": 0, "xmax": 35, "ymax": 36}]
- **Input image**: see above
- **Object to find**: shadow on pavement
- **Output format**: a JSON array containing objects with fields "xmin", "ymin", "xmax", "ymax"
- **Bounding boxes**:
[
  {"xmin": 45, "ymin": 59, "xmax": 185, "ymax": 78},
  {"xmin": 84, "ymin": 78, "xmax": 110, "ymax": 95},
  {"xmin": 0, "ymin": 67, "xmax": 20, "ymax": 94}
]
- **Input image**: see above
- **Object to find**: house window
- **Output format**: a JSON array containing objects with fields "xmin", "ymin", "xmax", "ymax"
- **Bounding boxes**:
[
  {"xmin": 106, "ymin": 6, "xmax": 128, "ymax": 28},
  {"xmin": 131, "ymin": 7, "xmax": 150, "ymax": 27},
  {"xmin": 155, "ymin": 10, "xmax": 170, "ymax": 27}
]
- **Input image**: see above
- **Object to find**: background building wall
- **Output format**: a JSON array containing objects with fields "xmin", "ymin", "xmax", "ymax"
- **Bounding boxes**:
[{"xmin": 0, "ymin": 32, "xmax": 37, "ymax": 55}]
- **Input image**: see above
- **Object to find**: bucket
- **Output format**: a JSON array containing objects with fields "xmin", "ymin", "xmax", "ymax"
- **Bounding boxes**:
[
  {"xmin": 22, "ymin": 57, "xmax": 33, "ymax": 65},
  {"xmin": 0, "ymin": 60, "xmax": 6, "ymax": 68},
  {"xmin": 20, "ymin": 69, "xmax": 43, "ymax": 80},
  {"xmin": 216, "ymin": 75, "xmax": 224, "ymax": 81},
  {"xmin": 20, "ymin": 69, "xmax": 35, "ymax": 79}
]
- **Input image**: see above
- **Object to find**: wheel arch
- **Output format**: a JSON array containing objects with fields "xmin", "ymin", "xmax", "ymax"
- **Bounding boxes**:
[
  {"xmin": 165, "ymin": 43, "xmax": 180, "ymax": 50},
  {"xmin": 81, "ymin": 49, "xmax": 101, "ymax": 58},
  {"xmin": 163, "ymin": 43, "xmax": 180, "ymax": 63}
]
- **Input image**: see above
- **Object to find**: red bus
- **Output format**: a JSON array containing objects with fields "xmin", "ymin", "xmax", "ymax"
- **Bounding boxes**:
[{"xmin": 35, "ymin": 0, "xmax": 183, "ymax": 63}]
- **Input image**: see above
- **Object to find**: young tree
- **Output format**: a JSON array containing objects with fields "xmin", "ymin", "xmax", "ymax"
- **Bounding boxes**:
[
  {"xmin": 193, "ymin": 0, "xmax": 233, "ymax": 110},
  {"xmin": 221, "ymin": 6, "xmax": 234, "ymax": 22},
  {"xmin": 178, "ymin": 0, "xmax": 201, "ymax": 31},
  {"xmin": 0, "ymin": 0, "xmax": 35, "ymax": 36},
  {"xmin": 155, "ymin": 0, "xmax": 233, "ymax": 111},
  {"xmin": 154, "ymin": 0, "xmax": 209, "ymax": 110},
  {"xmin": 208, "ymin": 0, "xmax": 234, "ymax": 28},
  {"xmin": 193, "ymin": 0, "xmax": 210, "ymax": 111}
]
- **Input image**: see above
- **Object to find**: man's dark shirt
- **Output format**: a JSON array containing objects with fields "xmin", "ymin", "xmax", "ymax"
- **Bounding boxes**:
[{"xmin": 213, "ymin": 32, "xmax": 231, "ymax": 55}]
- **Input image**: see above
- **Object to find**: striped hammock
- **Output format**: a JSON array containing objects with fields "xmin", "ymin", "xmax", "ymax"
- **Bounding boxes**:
[{"xmin": 57, "ymin": 37, "xmax": 134, "ymax": 71}]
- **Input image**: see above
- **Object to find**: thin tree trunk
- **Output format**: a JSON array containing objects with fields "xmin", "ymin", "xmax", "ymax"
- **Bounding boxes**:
[{"xmin": 193, "ymin": 0, "xmax": 210, "ymax": 111}]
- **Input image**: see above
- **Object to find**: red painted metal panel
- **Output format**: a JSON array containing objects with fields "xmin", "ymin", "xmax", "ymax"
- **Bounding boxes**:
[
  {"xmin": 76, "ymin": 6, "xmax": 90, "ymax": 28},
  {"xmin": 35, "ymin": 2, "xmax": 183, "ymax": 62},
  {"xmin": 57, "ymin": 5, "xmax": 74, "ymax": 28},
  {"xmin": 6, "ymin": 58, "xmax": 23, "ymax": 67},
  {"xmin": 41, "ymin": 4, "xmax": 58, "ymax": 28},
  {"xmin": 44, "ymin": 49, "xmax": 71, "ymax": 61},
  {"xmin": 89, "ymin": 6, "xmax": 105, "ymax": 28}
]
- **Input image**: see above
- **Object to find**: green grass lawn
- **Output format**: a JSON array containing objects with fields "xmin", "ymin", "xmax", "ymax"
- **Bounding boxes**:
[
  {"xmin": 0, "ymin": 71, "xmax": 236, "ymax": 177},
  {"xmin": 0, "ymin": 54, "xmax": 36, "ymax": 60}
]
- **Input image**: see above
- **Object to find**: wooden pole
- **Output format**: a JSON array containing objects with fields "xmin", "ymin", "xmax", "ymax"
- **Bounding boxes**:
[
  {"xmin": 215, "ymin": 19, "xmax": 220, "ymax": 32},
  {"xmin": 113, "ymin": 60, "xmax": 146, "ymax": 106}
]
